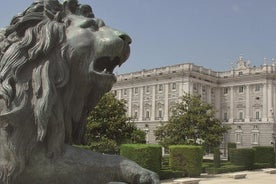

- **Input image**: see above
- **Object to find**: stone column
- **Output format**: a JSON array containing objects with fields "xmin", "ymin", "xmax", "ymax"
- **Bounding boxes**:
[
  {"xmin": 139, "ymin": 86, "xmax": 144, "ymax": 121},
  {"xmin": 151, "ymin": 85, "xmax": 156, "ymax": 121},
  {"xmin": 128, "ymin": 88, "xmax": 132, "ymax": 118},
  {"xmin": 164, "ymin": 83, "xmax": 169, "ymax": 121},
  {"xmin": 245, "ymin": 85, "xmax": 250, "ymax": 122},
  {"xmin": 207, "ymin": 85, "xmax": 212, "ymax": 104},
  {"xmin": 268, "ymin": 82, "xmax": 274, "ymax": 121},
  {"xmin": 262, "ymin": 83, "xmax": 268, "ymax": 122},
  {"xmin": 214, "ymin": 87, "xmax": 221, "ymax": 119},
  {"xmin": 178, "ymin": 81, "xmax": 183, "ymax": 97},
  {"xmin": 118, "ymin": 89, "xmax": 122, "ymax": 100},
  {"xmin": 229, "ymin": 86, "xmax": 234, "ymax": 122}
]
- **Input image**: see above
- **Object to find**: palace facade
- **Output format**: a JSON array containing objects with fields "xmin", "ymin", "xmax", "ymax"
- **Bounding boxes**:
[{"xmin": 111, "ymin": 57, "xmax": 276, "ymax": 149}]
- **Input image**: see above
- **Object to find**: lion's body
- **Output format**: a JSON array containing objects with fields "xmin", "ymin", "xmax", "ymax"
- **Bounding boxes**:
[{"xmin": 0, "ymin": 0, "xmax": 159, "ymax": 184}]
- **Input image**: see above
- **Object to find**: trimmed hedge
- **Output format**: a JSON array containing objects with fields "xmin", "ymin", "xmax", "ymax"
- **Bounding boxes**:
[
  {"xmin": 120, "ymin": 144, "xmax": 162, "ymax": 174},
  {"xmin": 253, "ymin": 146, "xmax": 275, "ymax": 167},
  {"xmin": 213, "ymin": 147, "xmax": 221, "ymax": 168},
  {"xmin": 229, "ymin": 148, "xmax": 255, "ymax": 170},
  {"xmin": 227, "ymin": 142, "xmax": 237, "ymax": 161},
  {"xmin": 159, "ymin": 170, "xmax": 184, "ymax": 180},
  {"xmin": 206, "ymin": 164, "xmax": 246, "ymax": 174},
  {"xmin": 169, "ymin": 145, "xmax": 203, "ymax": 177}
]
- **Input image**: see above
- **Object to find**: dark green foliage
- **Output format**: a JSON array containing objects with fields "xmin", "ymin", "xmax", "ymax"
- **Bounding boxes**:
[
  {"xmin": 120, "ymin": 144, "xmax": 162, "ymax": 174},
  {"xmin": 159, "ymin": 170, "xmax": 184, "ymax": 180},
  {"xmin": 160, "ymin": 155, "xmax": 186, "ymax": 180},
  {"xmin": 89, "ymin": 137, "xmax": 119, "ymax": 154},
  {"xmin": 73, "ymin": 144, "xmax": 90, "ymax": 150},
  {"xmin": 85, "ymin": 93, "xmax": 146, "ymax": 154},
  {"xmin": 155, "ymin": 93, "xmax": 229, "ymax": 152},
  {"xmin": 161, "ymin": 155, "xmax": 170, "ymax": 170},
  {"xmin": 206, "ymin": 164, "xmax": 246, "ymax": 174},
  {"xmin": 253, "ymin": 163, "xmax": 273, "ymax": 169},
  {"xmin": 253, "ymin": 146, "xmax": 275, "ymax": 167},
  {"xmin": 202, "ymin": 162, "xmax": 213, "ymax": 173},
  {"xmin": 131, "ymin": 130, "xmax": 146, "ymax": 144},
  {"xmin": 227, "ymin": 142, "xmax": 237, "ymax": 161},
  {"xmin": 213, "ymin": 147, "xmax": 221, "ymax": 168},
  {"xmin": 169, "ymin": 145, "xmax": 203, "ymax": 177},
  {"xmin": 229, "ymin": 148, "xmax": 255, "ymax": 170},
  {"xmin": 227, "ymin": 142, "xmax": 237, "ymax": 149}
]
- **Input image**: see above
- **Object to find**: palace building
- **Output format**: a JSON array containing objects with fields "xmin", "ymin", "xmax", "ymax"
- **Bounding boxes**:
[{"xmin": 111, "ymin": 57, "xmax": 276, "ymax": 149}]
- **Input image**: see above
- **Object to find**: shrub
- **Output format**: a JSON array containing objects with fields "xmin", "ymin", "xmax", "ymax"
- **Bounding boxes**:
[
  {"xmin": 169, "ymin": 145, "xmax": 203, "ymax": 177},
  {"xmin": 229, "ymin": 148, "xmax": 255, "ymax": 170},
  {"xmin": 253, "ymin": 146, "xmax": 275, "ymax": 167},
  {"xmin": 120, "ymin": 144, "xmax": 162, "ymax": 174},
  {"xmin": 89, "ymin": 137, "xmax": 119, "ymax": 154},
  {"xmin": 161, "ymin": 155, "xmax": 170, "ymax": 170},
  {"xmin": 213, "ymin": 147, "xmax": 220, "ymax": 168},
  {"xmin": 227, "ymin": 142, "xmax": 237, "ymax": 161},
  {"xmin": 206, "ymin": 164, "xmax": 246, "ymax": 174},
  {"xmin": 159, "ymin": 170, "xmax": 185, "ymax": 180},
  {"xmin": 73, "ymin": 144, "xmax": 90, "ymax": 150},
  {"xmin": 253, "ymin": 163, "xmax": 273, "ymax": 169}
]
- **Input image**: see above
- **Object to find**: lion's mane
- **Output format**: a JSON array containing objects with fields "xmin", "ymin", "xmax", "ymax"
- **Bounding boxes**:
[{"xmin": 0, "ymin": 1, "xmax": 100, "ymax": 182}]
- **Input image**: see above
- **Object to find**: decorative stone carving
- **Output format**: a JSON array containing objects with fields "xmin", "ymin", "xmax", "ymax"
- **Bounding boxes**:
[{"xmin": 0, "ymin": 0, "xmax": 159, "ymax": 183}]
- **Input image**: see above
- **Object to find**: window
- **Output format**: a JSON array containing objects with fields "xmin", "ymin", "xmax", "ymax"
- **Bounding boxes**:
[
  {"xmin": 239, "ymin": 86, "xmax": 244, "ymax": 93},
  {"xmin": 235, "ymin": 126, "xmax": 242, "ymax": 144},
  {"xmin": 158, "ymin": 110, "xmax": 163, "ymax": 118},
  {"xmin": 202, "ymin": 85, "xmax": 206, "ymax": 93},
  {"xmin": 158, "ymin": 84, "xmax": 163, "ymax": 92},
  {"xmin": 223, "ymin": 112, "xmax": 228, "ymax": 121},
  {"xmin": 146, "ymin": 111, "xmax": 150, "ymax": 119},
  {"xmin": 146, "ymin": 86, "xmax": 150, "ymax": 93},
  {"xmin": 252, "ymin": 133, "xmax": 259, "ymax": 144},
  {"xmin": 211, "ymin": 88, "xmax": 214, "ymax": 94},
  {"xmin": 172, "ymin": 83, "xmax": 176, "ymax": 90},
  {"xmin": 124, "ymin": 89, "xmax": 127, "ymax": 95},
  {"xmin": 223, "ymin": 88, "xmax": 228, "ymax": 94},
  {"xmin": 255, "ymin": 84, "xmax": 261, "ymax": 92},
  {"xmin": 113, "ymin": 90, "xmax": 117, "ymax": 96},
  {"xmin": 236, "ymin": 133, "xmax": 241, "ymax": 144},
  {"xmin": 256, "ymin": 111, "xmax": 260, "ymax": 120},
  {"xmin": 239, "ymin": 111, "xmax": 244, "ymax": 120},
  {"xmin": 134, "ymin": 87, "xmax": 138, "ymax": 94},
  {"xmin": 193, "ymin": 84, "xmax": 197, "ymax": 91},
  {"xmin": 134, "ymin": 111, "xmax": 138, "ymax": 119}
]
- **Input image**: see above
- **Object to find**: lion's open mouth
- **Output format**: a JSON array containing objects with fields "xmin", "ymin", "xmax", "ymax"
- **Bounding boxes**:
[{"xmin": 93, "ymin": 56, "xmax": 121, "ymax": 75}]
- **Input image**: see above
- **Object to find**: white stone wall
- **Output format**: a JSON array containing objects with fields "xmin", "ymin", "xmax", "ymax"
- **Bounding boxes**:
[{"xmin": 112, "ymin": 59, "xmax": 276, "ymax": 148}]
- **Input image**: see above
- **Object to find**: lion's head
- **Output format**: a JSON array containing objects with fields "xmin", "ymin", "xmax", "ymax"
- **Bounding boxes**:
[{"xmin": 0, "ymin": 0, "xmax": 131, "ymax": 182}]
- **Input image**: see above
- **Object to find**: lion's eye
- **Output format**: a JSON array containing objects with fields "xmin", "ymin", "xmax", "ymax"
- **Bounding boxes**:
[{"xmin": 80, "ymin": 19, "xmax": 99, "ymax": 30}]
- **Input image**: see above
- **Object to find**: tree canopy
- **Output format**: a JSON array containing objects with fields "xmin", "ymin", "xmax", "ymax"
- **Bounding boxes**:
[
  {"xmin": 155, "ymin": 93, "xmax": 229, "ymax": 151},
  {"xmin": 85, "ymin": 93, "xmax": 145, "ymax": 154}
]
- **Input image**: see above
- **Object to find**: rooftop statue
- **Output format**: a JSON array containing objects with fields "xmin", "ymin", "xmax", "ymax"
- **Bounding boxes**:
[{"xmin": 0, "ymin": 0, "xmax": 159, "ymax": 183}]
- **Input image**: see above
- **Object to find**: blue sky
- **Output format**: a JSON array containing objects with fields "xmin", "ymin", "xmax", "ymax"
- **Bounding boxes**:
[{"xmin": 1, "ymin": 0, "xmax": 276, "ymax": 74}]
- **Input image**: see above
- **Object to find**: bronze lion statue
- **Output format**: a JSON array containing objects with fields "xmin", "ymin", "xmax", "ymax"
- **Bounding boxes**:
[{"xmin": 0, "ymin": 0, "xmax": 159, "ymax": 183}]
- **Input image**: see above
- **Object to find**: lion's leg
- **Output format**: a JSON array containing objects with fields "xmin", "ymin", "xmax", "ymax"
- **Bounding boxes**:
[
  {"xmin": 119, "ymin": 159, "xmax": 160, "ymax": 184},
  {"xmin": 15, "ymin": 145, "xmax": 160, "ymax": 184}
]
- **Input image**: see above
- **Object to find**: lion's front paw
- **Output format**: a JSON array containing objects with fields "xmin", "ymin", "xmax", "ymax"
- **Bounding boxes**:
[{"xmin": 138, "ymin": 170, "xmax": 160, "ymax": 184}]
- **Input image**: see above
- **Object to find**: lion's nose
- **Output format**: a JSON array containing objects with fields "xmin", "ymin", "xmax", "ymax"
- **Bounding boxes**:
[{"xmin": 119, "ymin": 34, "xmax": 132, "ymax": 45}]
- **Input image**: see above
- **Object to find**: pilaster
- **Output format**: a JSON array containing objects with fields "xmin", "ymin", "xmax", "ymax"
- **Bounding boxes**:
[
  {"xmin": 245, "ymin": 85, "xmax": 250, "ymax": 122},
  {"xmin": 151, "ymin": 85, "xmax": 156, "ymax": 121},
  {"xmin": 164, "ymin": 83, "xmax": 169, "ymax": 121},
  {"xmin": 139, "ymin": 87, "xmax": 144, "ymax": 121}
]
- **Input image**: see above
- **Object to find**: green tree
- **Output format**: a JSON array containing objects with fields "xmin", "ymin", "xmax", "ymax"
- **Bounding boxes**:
[
  {"xmin": 85, "ymin": 93, "xmax": 145, "ymax": 154},
  {"xmin": 155, "ymin": 93, "xmax": 229, "ymax": 151}
]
